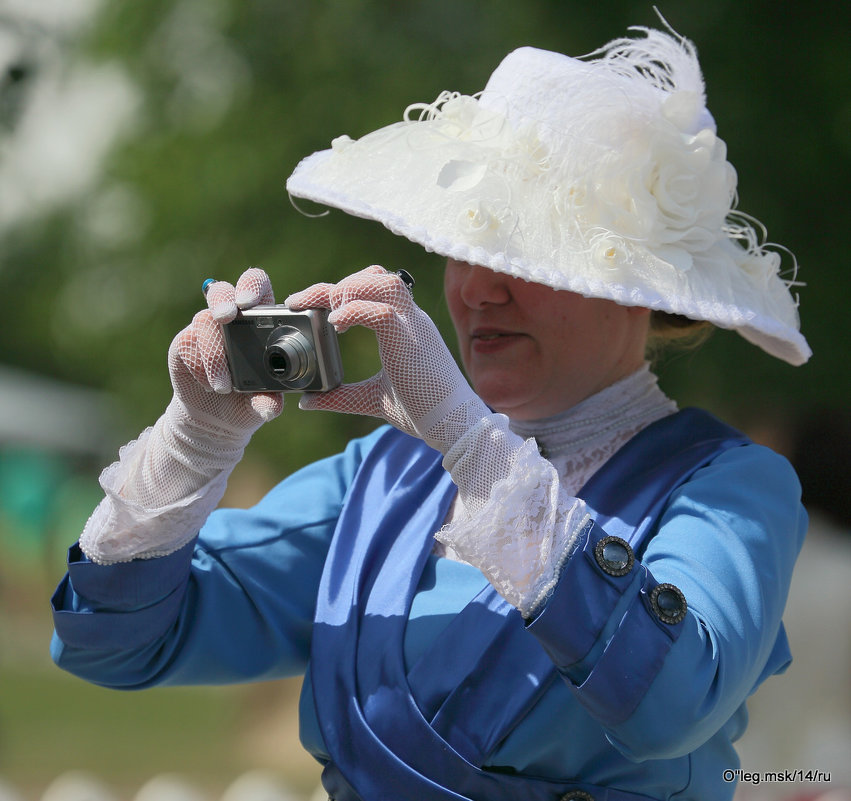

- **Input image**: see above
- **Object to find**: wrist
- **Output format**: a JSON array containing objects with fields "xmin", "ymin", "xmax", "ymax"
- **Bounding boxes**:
[
  {"xmin": 442, "ymin": 412, "xmax": 527, "ymax": 513},
  {"xmin": 421, "ymin": 391, "xmax": 492, "ymax": 456},
  {"xmin": 165, "ymin": 396, "xmax": 253, "ymax": 456},
  {"xmin": 114, "ymin": 400, "xmax": 248, "ymax": 510}
]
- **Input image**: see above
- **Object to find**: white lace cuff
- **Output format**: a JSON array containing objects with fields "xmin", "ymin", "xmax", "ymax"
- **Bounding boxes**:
[
  {"xmin": 437, "ymin": 418, "xmax": 591, "ymax": 617},
  {"xmin": 79, "ymin": 427, "xmax": 230, "ymax": 565}
]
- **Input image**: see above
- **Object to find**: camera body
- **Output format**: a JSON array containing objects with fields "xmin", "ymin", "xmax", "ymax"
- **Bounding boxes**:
[{"xmin": 221, "ymin": 306, "xmax": 343, "ymax": 393}]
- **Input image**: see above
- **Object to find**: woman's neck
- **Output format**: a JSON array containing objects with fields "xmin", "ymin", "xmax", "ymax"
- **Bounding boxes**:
[{"xmin": 508, "ymin": 364, "xmax": 677, "ymax": 493}]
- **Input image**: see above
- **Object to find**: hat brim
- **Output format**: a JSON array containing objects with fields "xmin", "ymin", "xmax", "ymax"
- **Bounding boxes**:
[
  {"xmin": 287, "ymin": 127, "xmax": 810, "ymax": 367},
  {"xmin": 288, "ymin": 43, "xmax": 810, "ymax": 366}
]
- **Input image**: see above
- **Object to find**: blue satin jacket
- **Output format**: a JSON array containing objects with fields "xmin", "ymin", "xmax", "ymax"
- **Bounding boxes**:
[{"xmin": 51, "ymin": 410, "xmax": 807, "ymax": 800}]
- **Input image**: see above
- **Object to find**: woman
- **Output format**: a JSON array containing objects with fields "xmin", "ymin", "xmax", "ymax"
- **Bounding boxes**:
[{"xmin": 51, "ymin": 25, "xmax": 810, "ymax": 801}]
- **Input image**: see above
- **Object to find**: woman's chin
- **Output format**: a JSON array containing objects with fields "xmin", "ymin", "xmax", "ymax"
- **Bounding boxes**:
[{"xmin": 474, "ymin": 381, "xmax": 537, "ymax": 419}]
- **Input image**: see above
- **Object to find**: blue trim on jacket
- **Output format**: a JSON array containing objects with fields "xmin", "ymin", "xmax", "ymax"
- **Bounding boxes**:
[{"xmin": 50, "ymin": 411, "xmax": 807, "ymax": 800}]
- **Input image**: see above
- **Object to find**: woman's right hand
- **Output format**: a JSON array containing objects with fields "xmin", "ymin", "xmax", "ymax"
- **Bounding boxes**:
[
  {"xmin": 80, "ymin": 269, "xmax": 285, "ymax": 564},
  {"xmin": 167, "ymin": 267, "xmax": 284, "ymax": 438}
]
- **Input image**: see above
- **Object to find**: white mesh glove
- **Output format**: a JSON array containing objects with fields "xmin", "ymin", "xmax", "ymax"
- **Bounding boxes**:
[
  {"xmin": 437, "ymin": 420, "xmax": 591, "ymax": 617},
  {"xmin": 80, "ymin": 268, "xmax": 284, "ymax": 564},
  {"xmin": 286, "ymin": 265, "xmax": 588, "ymax": 616},
  {"xmin": 285, "ymin": 265, "xmax": 489, "ymax": 455}
]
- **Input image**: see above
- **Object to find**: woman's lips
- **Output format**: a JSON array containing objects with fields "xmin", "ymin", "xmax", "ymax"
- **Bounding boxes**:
[{"xmin": 470, "ymin": 328, "xmax": 526, "ymax": 353}]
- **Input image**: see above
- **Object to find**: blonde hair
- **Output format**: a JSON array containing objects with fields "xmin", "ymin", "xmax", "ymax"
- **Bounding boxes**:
[{"xmin": 646, "ymin": 311, "xmax": 713, "ymax": 360}]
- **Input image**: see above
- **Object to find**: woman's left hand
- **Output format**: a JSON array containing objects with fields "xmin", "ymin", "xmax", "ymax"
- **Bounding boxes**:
[{"xmin": 285, "ymin": 265, "xmax": 486, "ymax": 454}]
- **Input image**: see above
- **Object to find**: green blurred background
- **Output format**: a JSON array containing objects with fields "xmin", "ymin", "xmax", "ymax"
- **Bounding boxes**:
[{"xmin": 0, "ymin": 0, "xmax": 849, "ymax": 799}]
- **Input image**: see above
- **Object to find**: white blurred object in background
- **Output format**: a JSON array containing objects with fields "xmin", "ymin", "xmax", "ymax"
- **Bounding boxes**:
[
  {"xmin": 133, "ymin": 775, "xmax": 211, "ymax": 801},
  {"xmin": 0, "ymin": 776, "xmax": 25, "ymax": 801},
  {"xmin": 40, "ymin": 771, "xmax": 118, "ymax": 801},
  {"xmin": 0, "ymin": 0, "xmax": 139, "ymax": 233},
  {"xmin": 220, "ymin": 771, "xmax": 304, "ymax": 801}
]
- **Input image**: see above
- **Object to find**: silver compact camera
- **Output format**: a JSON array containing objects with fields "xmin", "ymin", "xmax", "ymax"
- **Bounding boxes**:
[{"xmin": 221, "ymin": 306, "xmax": 343, "ymax": 393}]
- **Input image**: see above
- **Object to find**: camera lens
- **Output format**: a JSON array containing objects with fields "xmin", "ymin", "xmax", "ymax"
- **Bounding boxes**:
[
  {"xmin": 267, "ymin": 351, "xmax": 291, "ymax": 376},
  {"xmin": 264, "ymin": 326, "xmax": 314, "ymax": 386}
]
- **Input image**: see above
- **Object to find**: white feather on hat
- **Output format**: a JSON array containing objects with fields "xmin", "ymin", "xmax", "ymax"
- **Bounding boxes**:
[{"xmin": 287, "ymin": 26, "xmax": 810, "ymax": 365}]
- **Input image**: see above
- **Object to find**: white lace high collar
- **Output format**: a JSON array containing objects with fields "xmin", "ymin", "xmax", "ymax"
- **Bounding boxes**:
[{"xmin": 508, "ymin": 363, "xmax": 677, "ymax": 493}]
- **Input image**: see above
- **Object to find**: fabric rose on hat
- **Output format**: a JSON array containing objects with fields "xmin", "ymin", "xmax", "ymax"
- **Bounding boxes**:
[{"xmin": 584, "ymin": 90, "xmax": 737, "ymax": 273}]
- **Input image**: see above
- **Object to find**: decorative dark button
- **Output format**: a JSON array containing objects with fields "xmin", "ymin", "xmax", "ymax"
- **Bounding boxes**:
[
  {"xmin": 650, "ymin": 583, "xmax": 687, "ymax": 625},
  {"xmin": 594, "ymin": 535, "xmax": 634, "ymax": 577},
  {"xmin": 560, "ymin": 791, "xmax": 595, "ymax": 801}
]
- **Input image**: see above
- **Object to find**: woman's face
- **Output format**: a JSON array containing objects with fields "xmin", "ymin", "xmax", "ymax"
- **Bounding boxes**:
[{"xmin": 444, "ymin": 259, "xmax": 651, "ymax": 420}]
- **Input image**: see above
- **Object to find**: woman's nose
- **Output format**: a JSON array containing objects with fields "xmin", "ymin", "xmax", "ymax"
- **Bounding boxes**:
[{"xmin": 459, "ymin": 264, "xmax": 511, "ymax": 309}]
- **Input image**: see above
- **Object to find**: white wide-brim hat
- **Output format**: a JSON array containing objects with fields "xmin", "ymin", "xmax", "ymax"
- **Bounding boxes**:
[{"xmin": 287, "ymin": 27, "xmax": 811, "ymax": 365}]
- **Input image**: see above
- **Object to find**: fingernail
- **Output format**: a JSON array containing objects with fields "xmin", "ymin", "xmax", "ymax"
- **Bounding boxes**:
[
  {"xmin": 235, "ymin": 290, "xmax": 258, "ymax": 308},
  {"xmin": 252, "ymin": 393, "xmax": 283, "ymax": 421},
  {"xmin": 258, "ymin": 407, "xmax": 276, "ymax": 422},
  {"xmin": 210, "ymin": 304, "xmax": 236, "ymax": 324},
  {"xmin": 210, "ymin": 370, "xmax": 231, "ymax": 393}
]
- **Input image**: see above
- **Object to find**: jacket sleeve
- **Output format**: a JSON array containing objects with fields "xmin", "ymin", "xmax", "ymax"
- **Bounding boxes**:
[
  {"xmin": 526, "ymin": 443, "xmax": 807, "ymax": 760},
  {"xmin": 50, "ymin": 428, "xmax": 385, "ymax": 689}
]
